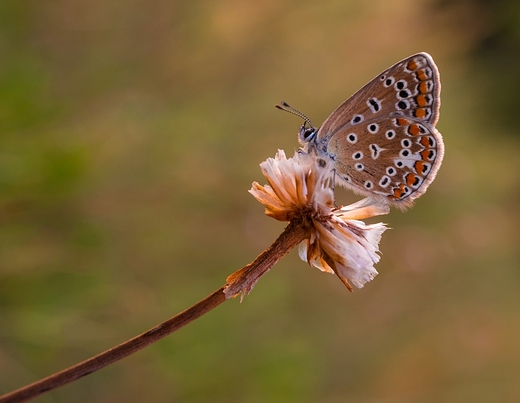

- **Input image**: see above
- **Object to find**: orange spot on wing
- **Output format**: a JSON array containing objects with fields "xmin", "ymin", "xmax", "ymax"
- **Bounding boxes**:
[
  {"xmin": 408, "ymin": 124, "xmax": 420, "ymax": 136},
  {"xmin": 416, "ymin": 69, "xmax": 427, "ymax": 81},
  {"xmin": 407, "ymin": 60, "xmax": 418, "ymax": 71},
  {"xmin": 396, "ymin": 117, "xmax": 409, "ymax": 126},
  {"xmin": 393, "ymin": 183, "xmax": 406, "ymax": 199},
  {"xmin": 414, "ymin": 108, "xmax": 427, "ymax": 119},
  {"xmin": 406, "ymin": 174, "xmax": 416, "ymax": 186},
  {"xmin": 420, "ymin": 149, "xmax": 431, "ymax": 160},
  {"xmin": 416, "ymin": 94, "xmax": 428, "ymax": 107},
  {"xmin": 418, "ymin": 81, "xmax": 429, "ymax": 93},
  {"xmin": 414, "ymin": 161, "xmax": 425, "ymax": 174},
  {"xmin": 420, "ymin": 136, "xmax": 431, "ymax": 147}
]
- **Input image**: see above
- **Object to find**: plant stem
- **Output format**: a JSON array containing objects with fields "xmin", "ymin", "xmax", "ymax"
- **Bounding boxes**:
[
  {"xmin": 225, "ymin": 221, "xmax": 308, "ymax": 298},
  {"xmin": 0, "ymin": 222, "xmax": 307, "ymax": 403},
  {"xmin": 0, "ymin": 287, "xmax": 227, "ymax": 403}
]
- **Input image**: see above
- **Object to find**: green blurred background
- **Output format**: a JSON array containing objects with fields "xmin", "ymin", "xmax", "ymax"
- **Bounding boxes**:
[{"xmin": 1, "ymin": 1, "xmax": 520, "ymax": 402}]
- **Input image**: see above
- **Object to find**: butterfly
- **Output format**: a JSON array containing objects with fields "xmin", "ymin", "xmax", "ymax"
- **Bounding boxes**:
[{"xmin": 277, "ymin": 52, "xmax": 444, "ymax": 209}]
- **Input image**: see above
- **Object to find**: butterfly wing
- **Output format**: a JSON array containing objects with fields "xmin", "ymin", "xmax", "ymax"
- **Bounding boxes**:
[{"xmin": 315, "ymin": 53, "xmax": 444, "ymax": 208}]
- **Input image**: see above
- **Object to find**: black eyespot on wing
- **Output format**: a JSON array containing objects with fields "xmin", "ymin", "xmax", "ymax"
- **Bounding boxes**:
[
  {"xmin": 368, "ymin": 98, "xmax": 380, "ymax": 112},
  {"xmin": 397, "ymin": 101, "xmax": 408, "ymax": 110}
]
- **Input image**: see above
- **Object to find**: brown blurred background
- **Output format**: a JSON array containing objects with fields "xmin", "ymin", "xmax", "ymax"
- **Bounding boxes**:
[{"xmin": 1, "ymin": 1, "xmax": 520, "ymax": 402}]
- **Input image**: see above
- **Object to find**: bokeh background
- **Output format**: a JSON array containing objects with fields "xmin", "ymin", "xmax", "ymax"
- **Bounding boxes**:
[{"xmin": 1, "ymin": 1, "xmax": 520, "ymax": 402}]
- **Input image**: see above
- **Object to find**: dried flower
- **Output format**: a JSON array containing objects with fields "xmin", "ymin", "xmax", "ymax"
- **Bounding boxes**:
[
  {"xmin": 249, "ymin": 149, "xmax": 335, "ymax": 222},
  {"xmin": 248, "ymin": 150, "xmax": 389, "ymax": 291},
  {"xmin": 298, "ymin": 197, "xmax": 389, "ymax": 290}
]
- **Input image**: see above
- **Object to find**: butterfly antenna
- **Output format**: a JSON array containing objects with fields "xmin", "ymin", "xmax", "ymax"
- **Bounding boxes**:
[{"xmin": 275, "ymin": 101, "xmax": 315, "ymax": 129}]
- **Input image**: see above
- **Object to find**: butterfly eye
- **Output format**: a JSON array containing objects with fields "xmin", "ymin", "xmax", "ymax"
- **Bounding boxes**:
[{"xmin": 299, "ymin": 126, "xmax": 317, "ymax": 143}]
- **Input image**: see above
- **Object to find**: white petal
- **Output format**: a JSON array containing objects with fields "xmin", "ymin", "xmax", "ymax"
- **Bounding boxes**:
[{"xmin": 336, "ymin": 197, "xmax": 390, "ymax": 220}]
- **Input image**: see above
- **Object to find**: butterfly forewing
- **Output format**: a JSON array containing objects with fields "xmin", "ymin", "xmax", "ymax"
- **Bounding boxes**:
[
  {"xmin": 317, "ymin": 53, "xmax": 440, "ymax": 139},
  {"xmin": 313, "ymin": 52, "xmax": 443, "ymax": 208}
]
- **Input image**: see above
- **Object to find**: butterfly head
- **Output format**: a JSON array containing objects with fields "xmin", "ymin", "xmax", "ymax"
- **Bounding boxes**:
[
  {"xmin": 275, "ymin": 101, "xmax": 319, "ymax": 150},
  {"xmin": 298, "ymin": 122, "xmax": 317, "ymax": 145}
]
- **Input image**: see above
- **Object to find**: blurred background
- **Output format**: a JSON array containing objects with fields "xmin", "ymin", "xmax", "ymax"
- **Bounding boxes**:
[{"xmin": 1, "ymin": 1, "xmax": 520, "ymax": 402}]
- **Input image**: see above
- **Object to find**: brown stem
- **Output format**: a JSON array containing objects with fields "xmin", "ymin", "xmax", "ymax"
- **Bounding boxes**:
[
  {"xmin": 0, "ymin": 222, "xmax": 307, "ymax": 403},
  {"xmin": 224, "ymin": 221, "xmax": 308, "ymax": 299},
  {"xmin": 0, "ymin": 287, "xmax": 227, "ymax": 403}
]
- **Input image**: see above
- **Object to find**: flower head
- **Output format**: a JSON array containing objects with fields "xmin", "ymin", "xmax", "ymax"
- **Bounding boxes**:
[
  {"xmin": 249, "ymin": 150, "xmax": 389, "ymax": 291},
  {"xmin": 249, "ymin": 149, "xmax": 335, "ymax": 222}
]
